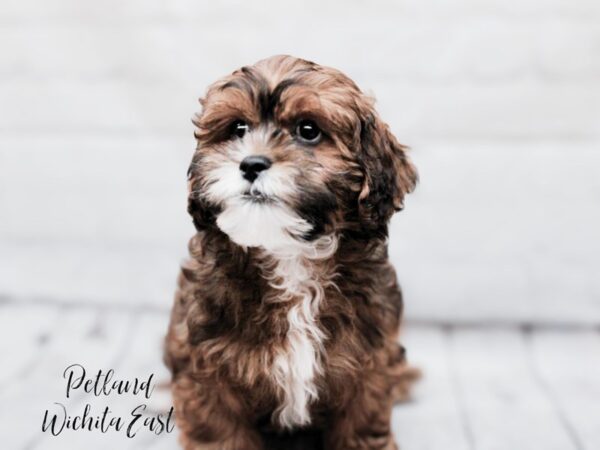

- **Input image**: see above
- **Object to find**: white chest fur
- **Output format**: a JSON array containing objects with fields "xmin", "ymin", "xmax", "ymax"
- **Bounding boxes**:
[{"xmin": 263, "ymin": 253, "xmax": 328, "ymax": 428}]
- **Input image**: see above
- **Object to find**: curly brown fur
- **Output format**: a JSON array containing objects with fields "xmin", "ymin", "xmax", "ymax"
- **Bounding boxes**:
[{"xmin": 164, "ymin": 55, "xmax": 418, "ymax": 450}]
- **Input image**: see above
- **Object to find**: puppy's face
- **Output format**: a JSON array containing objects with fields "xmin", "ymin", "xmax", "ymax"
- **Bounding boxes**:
[{"xmin": 188, "ymin": 55, "xmax": 417, "ymax": 253}]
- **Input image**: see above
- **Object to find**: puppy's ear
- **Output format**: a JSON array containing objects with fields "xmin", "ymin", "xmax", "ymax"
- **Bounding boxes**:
[
  {"xmin": 357, "ymin": 111, "xmax": 417, "ymax": 227},
  {"xmin": 187, "ymin": 102, "xmax": 222, "ymax": 231}
]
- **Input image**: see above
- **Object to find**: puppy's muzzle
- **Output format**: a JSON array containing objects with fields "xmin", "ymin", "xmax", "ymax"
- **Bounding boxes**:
[{"xmin": 240, "ymin": 155, "xmax": 272, "ymax": 182}]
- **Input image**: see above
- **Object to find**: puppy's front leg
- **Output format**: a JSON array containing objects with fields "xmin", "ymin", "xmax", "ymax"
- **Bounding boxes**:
[
  {"xmin": 325, "ymin": 369, "xmax": 398, "ymax": 450},
  {"xmin": 172, "ymin": 375, "xmax": 263, "ymax": 450}
]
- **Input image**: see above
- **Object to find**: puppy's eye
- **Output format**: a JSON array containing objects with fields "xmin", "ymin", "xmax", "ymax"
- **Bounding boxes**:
[
  {"xmin": 230, "ymin": 120, "xmax": 249, "ymax": 139},
  {"xmin": 296, "ymin": 120, "xmax": 321, "ymax": 144}
]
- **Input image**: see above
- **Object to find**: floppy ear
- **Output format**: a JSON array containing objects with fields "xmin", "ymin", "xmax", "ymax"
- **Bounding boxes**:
[
  {"xmin": 187, "ymin": 100, "xmax": 223, "ymax": 231},
  {"xmin": 357, "ymin": 112, "xmax": 418, "ymax": 227}
]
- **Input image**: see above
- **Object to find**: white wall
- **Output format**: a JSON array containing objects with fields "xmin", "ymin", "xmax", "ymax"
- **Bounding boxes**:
[{"xmin": 1, "ymin": 0, "xmax": 599, "ymax": 323}]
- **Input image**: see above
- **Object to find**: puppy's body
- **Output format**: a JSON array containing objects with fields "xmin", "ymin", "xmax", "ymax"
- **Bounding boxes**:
[{"xmin": 165, "ymin": 56, "xmax": 417, "ymax": 450}]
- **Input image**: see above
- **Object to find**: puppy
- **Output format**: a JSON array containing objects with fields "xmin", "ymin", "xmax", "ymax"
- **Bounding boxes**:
[{"xmin": 164, "ymin": 55, "xmax": 418, "ymax": 450}]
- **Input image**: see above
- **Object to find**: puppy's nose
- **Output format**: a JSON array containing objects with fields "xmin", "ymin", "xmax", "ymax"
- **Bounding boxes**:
[{"xmin": 239, "ymin": 155, "xmax": 272, "ymax": 182}]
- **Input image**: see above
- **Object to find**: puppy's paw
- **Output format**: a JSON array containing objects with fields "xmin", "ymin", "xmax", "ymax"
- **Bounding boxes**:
[{"xmin": 390, "ymin": 364, "xmax": 421, "ymax": 404}]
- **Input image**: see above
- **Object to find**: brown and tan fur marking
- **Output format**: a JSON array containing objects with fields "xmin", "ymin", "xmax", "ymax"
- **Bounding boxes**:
[{"xmin": 164, "ymin": 55, "xmax": 419, "ymax": 450}]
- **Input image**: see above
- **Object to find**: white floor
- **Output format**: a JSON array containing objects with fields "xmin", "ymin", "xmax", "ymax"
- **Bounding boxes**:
[{"xmin": 2, "ymin": 302, "xmax": 598, "ymax": 450}]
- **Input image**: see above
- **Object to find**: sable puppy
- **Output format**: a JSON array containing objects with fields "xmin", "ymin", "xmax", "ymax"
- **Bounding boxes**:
[{"xmin": 164, "ymin": 55, "xmax": 418, "ymax": 450}]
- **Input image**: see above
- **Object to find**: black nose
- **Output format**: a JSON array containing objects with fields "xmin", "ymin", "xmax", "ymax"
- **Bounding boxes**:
[{"xmin": 239, "ymin": 155, "xmax": 272, "ymax": 182}]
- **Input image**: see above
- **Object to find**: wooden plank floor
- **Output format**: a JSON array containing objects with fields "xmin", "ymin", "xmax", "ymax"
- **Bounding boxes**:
[{"xmin": 1, "ymin": 303, "xmax": 598, "ymax": 450}]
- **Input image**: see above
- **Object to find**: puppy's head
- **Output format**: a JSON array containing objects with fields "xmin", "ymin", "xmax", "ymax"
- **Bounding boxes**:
[{"xmin": 188, "ymin": 55, "xmax": 417, "ymax": 253}]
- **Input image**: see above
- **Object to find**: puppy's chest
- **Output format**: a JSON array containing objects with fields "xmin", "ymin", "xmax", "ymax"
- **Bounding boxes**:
[{"xmin": 254, "ymin": 257, "xmax": 329, "ymax": 428}]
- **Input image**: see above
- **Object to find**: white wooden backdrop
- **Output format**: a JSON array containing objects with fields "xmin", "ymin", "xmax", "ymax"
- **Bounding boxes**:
[{"xmin": 2, "ymin": 0, "xmax": 599, "ymax": 324}]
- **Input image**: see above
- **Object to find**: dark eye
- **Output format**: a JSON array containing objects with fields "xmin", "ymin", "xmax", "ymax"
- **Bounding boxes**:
[
  {"xmin": 296, "ymin": 120, "xmax": 321, "ymax": 144},
  {"xmin": 230, "ymin": 120, "xmax": 249, "ymax": 139}
]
